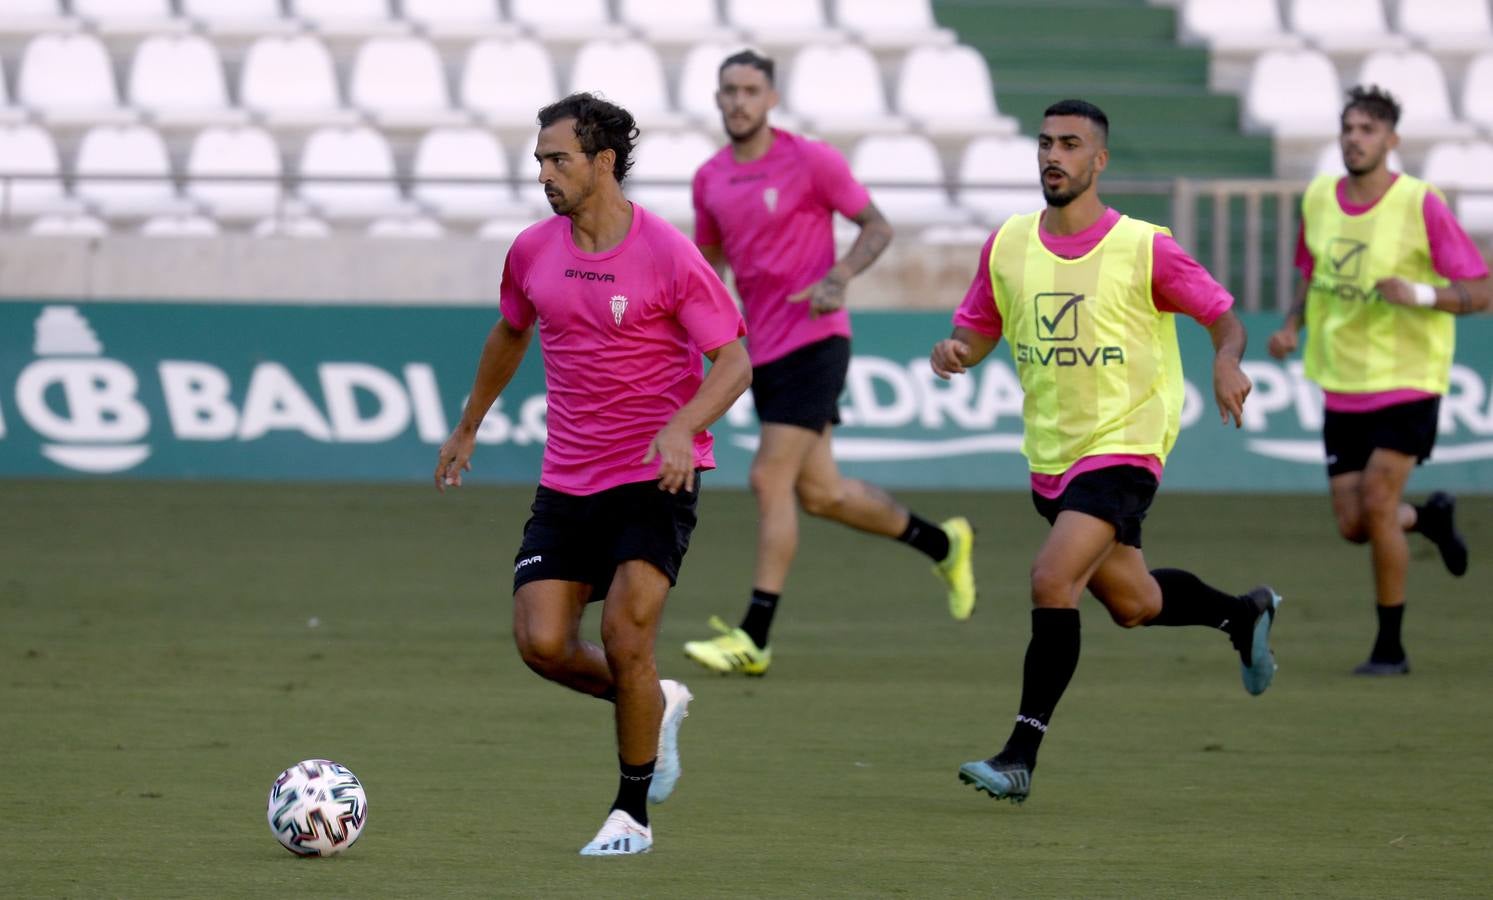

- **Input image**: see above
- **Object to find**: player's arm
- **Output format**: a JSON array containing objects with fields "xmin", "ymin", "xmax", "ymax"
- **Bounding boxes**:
[
  {"xmin": 1206, "ymin": 309, "xmax": 1250, "ymax": 428},
  {"xmin": 697, "ymin": 243, "xmax": 728, "ymax": 280},
  {"xmin": 1376, "ymin": 276, "xmax": 1492, "ymax": 315},
  {"xmin": 644, "ymin": 339, "xmax": 751, "ymax": 494},
  {"xmin": 435, "ymin": 318, "xmax": 533, "ymax": 492},
  {"xmin": 789, "ymin": 201, "xmax": 894, "ymax": 317},
  {"xmin": 1267, "ymin": 277, "xmax": 1308, "ymax": 360},
  {"xmin": 931, "ymin": 326, "xmax": 999, "ymax": 380}
]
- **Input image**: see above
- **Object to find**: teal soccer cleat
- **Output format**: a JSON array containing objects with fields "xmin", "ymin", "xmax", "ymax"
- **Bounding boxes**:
[
  {"xmin": 1239, "ymin": 587, "xmax": 1281, "ymax": 696},
  {"xmin": 958, "ymin": 758, "xmax": 1032, "ymax": 805}
]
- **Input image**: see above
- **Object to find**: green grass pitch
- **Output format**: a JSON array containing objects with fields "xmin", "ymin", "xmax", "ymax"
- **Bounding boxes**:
[{"xmin": 2, "ymin": 481, "xmax": 1491, "ymax": 897}]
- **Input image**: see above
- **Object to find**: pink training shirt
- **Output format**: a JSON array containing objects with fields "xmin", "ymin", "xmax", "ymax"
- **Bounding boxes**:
[
  {"xmin": 693, "ymin": 129, "xmax": 871, "ymax": 366},
  {"xmin": 1295, "ymin": 175, "xmax": 1490, "ymax": 413},
  {"xmin": 499, "ymin": 204, "xmax": 747, "ymax": 496},
  {"xmin": 954, "ymin": 207, "xmax": 1235, "ymax": 498}
]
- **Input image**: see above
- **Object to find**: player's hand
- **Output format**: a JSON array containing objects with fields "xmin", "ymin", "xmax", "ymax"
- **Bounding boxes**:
[
  {"xmin": 1266, "ymin": 327, "xmax": 1298, "ymax": 360},
  {"xmin": 643, "ymin": 421, "xmax": 695, "ymax": 494},
  {"xmin": 434, "ymin": 428, "xmax": 476, "ymax": 492},
  {"xmin": 1213, "ymin": 359, "xmax": 1251, "ymax": 428},
  {"xmin": 931, "ymin": 339, "xmax": 972, "ymax": 379},
  {"xmin": 787, "ymin": 270, "xmax": 848, "ymax": 317},
  {"xmin": 1374, "ymin": 276, "xmax": 1417, "ymax": 307}
]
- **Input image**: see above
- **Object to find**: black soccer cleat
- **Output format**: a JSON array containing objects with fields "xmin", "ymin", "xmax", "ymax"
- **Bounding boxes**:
[
  {"xmin": 1418, "ymin": 492, "xmax": 1468, "ymax": 577},
  {"xmin": 1353, "ymin": 657, "xmax": 1411, "ymax": 676}
]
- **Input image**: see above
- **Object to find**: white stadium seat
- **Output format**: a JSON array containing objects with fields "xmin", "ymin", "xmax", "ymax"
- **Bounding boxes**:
[
  {"xmin": 240, "ymin": 35, "xmax": 356, "ymax": 127},
  {"xmin": 1286, "ymin": 0, "xmax": 1409, "ymax": 57},
  {"xmin": 1460, "ymin": 54, "xmax": 1493, "ymax": 132},
  {"xmin": 30, "ymin": 213, "xmax": 109, "ymax": 236},
  {"xmin": 290, "ymin": 0, "xmax": 405, "ymax": 38},
  {"xmin": 626, "ymin": 131, "xmax": 718, "ymax": 223},
  {"xmin": 73, "ymin": 125, "xmax": 182, "ymax": 218},
  {"xmin": 1394, "ymin": 0, "xmax": 1493, "ymax": 55},
  {"xmin": 368, "ymin": 216, "xmax": 445, "ymax": 238},
  {"xmin": 402, "ymin": 0, "xmax": 515, "ymax": 39},
  {"xmin": 140, "ymin": 214, "xmax": 220, "ymax": 236},
  {"xmin": 297, "ymin": 126, "xmax": 407, "ymax": 220},
  {"xmin": 349, "ymin": 37, "xmax": 465, "ymax": 128},
  {"xmin": 1312, "ymin": 141, "xmax": 1404, "ymax": 176},
  {"xmin": 0, "ymin": 52, "xmax": 24, "ymax": 125},
  {"xmin": 832, "ymin": 0, "xmax": 954, "ymax": 50},
  {"xmin": 181, "ymin": 0, "xmax": 293, "ymax": 37},
  {"xmin": 253, "ymin": 215, "xmax": 331, "ymax": 237},
  {"xmin": 508, "ymin": 0, "xmax": 624, "ymax": 44},
  {"xmin": 851, "ymin": 134, "xmax": 970, "ymax": 227},
  {"xmin": 17, "ymin": 33, "xmax": 136, "ymax": 125},
  {"xmin": 618, "ymin": 0, "xmax": 738, "ymax": 49},
  {"xmin": 568, "ymin": 41, "xmax": 683, "ymax": 128},
  {"xmin": 895, "ymin": 45, "xmax": 1015, "ymax": 137},
  {"xmin": 72, "ymin": 0, "xmax": 184, "ymax": 36},
  {"xmin": 1421, "ymin": 142, "xmax": 1493, "ymax": 234},
  {"xmin": 461, "ymin": 39, "xmax": 560, "ymax": 130},
  {"xmin": 786, "ymin": 44, "xmax": 905, "ymax": 135},
  {"xmin": 725, "ymin": 0, "xmax": 840, "ymax": 49},
  {"xmin": 413, "ymin": 127, "xmax": 530, "ymax": 223},
  {"xmin": 0, "ymin": 125, "xmax": 69, "ymax": 217},
  {"xmin": 1354, "ymin": 52, "xmax": 1475, "ymax": 140},
  {"xmin": 1241, "ymin": 50, "xmax": 1341, "ymax": 137},
  {"xmin": 1179, "ymin": 0, "xmax": 1304, "ymax": 91},
  {"xmin": 186, "ymin": 126, "xmax": 284, "ymax": 221},
  {"xmin": 957, "ymin": 135, "xmax": 1044, "ymax": 226},
  {"xmin": 127, "ymin": 35, "xmax": 245, "ymax": 127}
]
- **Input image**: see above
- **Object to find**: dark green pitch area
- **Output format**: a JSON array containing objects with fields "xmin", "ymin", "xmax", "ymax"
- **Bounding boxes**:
[{"xmin": 3, "ymin": 482, "xmax": 1490, "ymax": 898}]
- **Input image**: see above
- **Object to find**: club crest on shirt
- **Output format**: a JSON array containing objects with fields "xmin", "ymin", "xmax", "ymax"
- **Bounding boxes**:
[
  {"xmin": 609, "ymin": 294, "xmax": 628, "ymax": 326},
  {"xmin": 763, "ymin": 187, "xmax": 779, "ymax": 213}
]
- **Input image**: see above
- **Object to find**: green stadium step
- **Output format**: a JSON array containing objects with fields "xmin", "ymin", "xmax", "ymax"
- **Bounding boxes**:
[{"xmin": 938, "ymin": 1, "xmax": 1173, "ymax": 42}]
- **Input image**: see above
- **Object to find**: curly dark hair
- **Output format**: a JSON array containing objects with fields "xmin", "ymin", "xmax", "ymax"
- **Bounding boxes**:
[
  {"xmin": 1343, "ymin": 84, "xmax": 1401, "ymax": 128},
  {"xmin": 536, "ymin": 92, "xmax": 640, "ymax": 184},
  {"xmin": 718, "ymin": 49, "xmax": 775, "ymax": 85}
]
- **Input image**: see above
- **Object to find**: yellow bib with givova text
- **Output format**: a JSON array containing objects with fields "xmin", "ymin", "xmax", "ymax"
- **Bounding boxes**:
[
  {"xmin": 1301, "ymin": 173, "xmax": 1452, "ymax": 394},
  {"xmin": 990, "ymin": 212, "xmax": 1183, "ymax": 473}
]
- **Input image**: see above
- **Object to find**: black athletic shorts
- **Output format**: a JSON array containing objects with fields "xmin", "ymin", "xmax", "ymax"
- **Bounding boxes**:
[
  {"xmin": 1031, "ymin": 465, "xmax": 1159, "ymax": 549},
  {"xmin": 512, "ymin": 474, "xmax": 701, "ymax": 599},
  {"xmin": 751, "ymin": 335, "xmax": 851, "ymax": 431},
  {"xmin": 1323, "ymin": 396, "xmax": 1440, "ymax": 477}
]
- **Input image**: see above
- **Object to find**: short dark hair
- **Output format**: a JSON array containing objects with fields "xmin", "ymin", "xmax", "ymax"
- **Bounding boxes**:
[
  {"xmin": 536, "ymin": 92, "xmax": 640, "ymax": 184},
  {"xmin": 1043, "ymin": 98, "xmax": 1109, "ymax": 145},
  {"xmin": 718, "ymin": 49, "xmax": 775, "ymax": 85},
  {"xmin": 1343, "ymin": 84, "xmax": 1401, "ymax": 128}
]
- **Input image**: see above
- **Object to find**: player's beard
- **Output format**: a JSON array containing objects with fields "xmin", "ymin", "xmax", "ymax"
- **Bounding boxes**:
[
  {"xmin": 725, "ymin": 112, "xmax": 768, "ymax": 144},
  {"xmin": 545, "ymin": 170, "xmax": 595, "ymax": 216},
  {"xmin": 1041, "ymin": 163, "xmax": 1094, "ymax": 208},
  {"xmin": 1343, "ymin": 145, "xmax": 1385, "ymax": 176}
]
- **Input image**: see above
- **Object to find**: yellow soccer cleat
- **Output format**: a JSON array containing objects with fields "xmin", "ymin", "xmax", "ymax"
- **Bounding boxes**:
[
  {"xmin": 682, "ymin": 616, "xmax": 771, "ymax": 676},
  {"xmin": 936, "ymin": 516, "xmax": 977, "ymax": 621}
]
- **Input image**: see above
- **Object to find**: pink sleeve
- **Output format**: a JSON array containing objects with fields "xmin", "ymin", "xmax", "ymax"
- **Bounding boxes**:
[
  {"xmin": 674, "ymin": 241, "xmax": 747, "ymax": 353},
  {"xmin": 951, "ymin": 230, "xmax": 1004, "ymax": 341},
  {"xmin": 1151, "ymin": 232, "xmax": 1234, "ymax": 326},
  {"xmin": 692, "ymin": 167, "xmax": 722, "ymax": 247},
  {"xmin": 806, "ymin": 140, "xmax": 872, "ymax": 220},
  {"xmin": 1294, "ymin": 219, "xmax": 1314, "ymax": 281},
  {"xmin": 1424, "ymin": 191, "xmax": 1491, "ymax": 280},
  {"xmin": 498, "ymin": 243, "xmax": 536, "ymax": 330}
]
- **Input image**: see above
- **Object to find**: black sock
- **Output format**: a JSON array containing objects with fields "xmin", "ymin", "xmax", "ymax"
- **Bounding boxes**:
[
  {"xmin": 1371, "ymin": 605, "xmax": 1406, "ymax": 663},
  {"xmin": 611, "ymin": 757, "xmax": 655, "ymax": 826},
  {"xmin": 898, "ymin": 513, "xmax": 951, "ymax": 562},
  {"xmin": 1148, "ymin": 568, "xmax": 1257, "ymax": 646},
  {"xmin": 999, "ymin": 608, "xmax": 1081, "ymax": 770},
  {"xmin": 739, "ymin": 589, "xmax": 779, "ymax": 649}
]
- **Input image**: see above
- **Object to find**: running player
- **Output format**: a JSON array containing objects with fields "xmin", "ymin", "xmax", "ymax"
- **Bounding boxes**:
[
  {"xmin": 435, "ymin": 94, "xmax": 750, "ymax": 855},
  {"xmin": 931, "ymin": 99, "xmax": 1281, "ymax": 804},
  {"xmin": 683, "ymin": 50, "xmax": 976, "ymax": 677},
  {"xmin": 1267, "ymin": 85, "xmax": 1490, "ymax": 675}
]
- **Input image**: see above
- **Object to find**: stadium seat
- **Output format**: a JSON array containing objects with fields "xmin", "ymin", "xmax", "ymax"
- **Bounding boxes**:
[
  {"xmin": 0, "ymin": 0, "xmax": 70, "ymax": 36},
  {"xmin": 1312, "ymin": 141, "xmax": 1405, "ymax": 176},
  {"xmin": 0, "ymin": 53, "xmax": 26, "ymax": 125},
  {"xmin": 412, "ymin": 127, "xmax": 531, "ymax": 223},
  {"xmin": 1421, "ymin": 141, "xmax": 1493, "ymax": 234},
  {"xmin": 508, "ymin": 0, "xmax": 625, "ymax": 45},
  {"xmin": 72, "ymin": 0, "xmax": 185, "ymax": 36},
  {"xmin": 786, "ymin": 44, "xmax": 906, "ymax": 136},
  {"xmin": 1241, "ymin": 50, "xmax": 1341, "ymax": 137},
  {"xmin": 832, "ymin": 0, "xmax": 954, "ymax": 50},
  {"xmin": 127, "ymin": 35, "xmax": 246, "ymax": 128},
  {"xmin": 297, "ymin": 126, "xmax": 407, "ymax": 220},
  {"xmin": 349, "ymin": 37, "xmax": 466, "ymax": 129},
  {"xmin": 181, "ymin": 0, "xmax": 295, "ymax": 38},
  {"xmin": 1460, "ymin": 53, "xmax": 1493, "ymax": 133},
  {"xmin": 725, "ymin": 0, "xmax": 842, "ymax": 50},
  {"xmin": 0, "ymin": 125, "xmax": 69, "ymax": 218},
  {"xmin": 73, "ymin": 125, "xmax": 184, "ymax": 219},
  {"xmin": 460, "ymin": 39, "xmax": 560, "ymax": 132},
  {"xmin": 16, "ymin": 33, "xmax": 137, "ymax": 126},
  {"xmin": 895, "ymin": 45, "xmax": 1017, "ymax": 138},
  {"xmin": 1354, "ymin": 52, "xmax": 1475, "ymax": 140},
  {"xmin": 1393, "ymin": 0, "xmax": 1493, "ymax": 55},
  {"xmin": 850, "ymin": 134, "xmax": 970, "ymax": 228},
  {"xmin": 29, "ymin": 213, "xmax": 109, "ymax": 236},
  {"xmin": 253, "ymin": 215, "xmax": 331, "ymax": 237},
  {"xmin": 368, "ymin": 215, "xmax": 445, "ymax": 238},
  {"xmin": 618, "ymin": 0, "xmax": 739, "ymax": 51},
  {"xmin": 140, "ymin": 214, "xmax": 220, "ymax": 236},
  {"xmin": 1286, "ymin": 0, "xmax": 1409, "ymax": 58},
  {"xmin": 626, "ymin": 131, "xmax": 717, "ymax": 223},
  {"xmin": 1177, "ymin": 0, "xmax": 1303, "ymax": 91},
  {"xmin": 290, "ymin": 0, "xmax": 407, "ymax": 39},
  {"xmin": 185, "ymin": 126, "xmax": 283, "ymax": 221},
  {"xmin": 401, "ymin": 0, "xmax": 516, "ymax": 40},
  {"xmin": 477, "ymin": 217, "xmax": 532, "ymax": 242},
  {"xmin": 568, "ymin": 41, "xmax": 685, "ymax": 129},
  {"xmin": 239, "ymin": 35, "xmax": 357, "ymax": 127},
  {"xmin": 956, "ymin": 135, "xmax": 1044, "ymax": 227}
]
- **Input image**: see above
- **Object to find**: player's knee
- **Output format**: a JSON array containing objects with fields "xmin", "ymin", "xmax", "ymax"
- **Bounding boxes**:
[
  {"xmin": 1028, "ymin": 563, "xmax": 1076, "ymax": 608},
  {"xmin": 795, "ymin": 480, "xmax": 844, "ymax": 518},
  {"xmin": 514, "ymin": 628, "xmax": 569, "ymax": 679},
  {"xmin": 1335, "ymin": 513, "xmax": 1369, "ymax": 544},
  {"xmin": 1359, "ymin": 478, "xmax": 1401, "ymax": 528},
  {"xmin": 748, "ymin": 462, "xmax": 792, "ymax": 500},
  {"xmin": 1105, "ymin": 602, "xmax": 1150, "ymax": 629}
]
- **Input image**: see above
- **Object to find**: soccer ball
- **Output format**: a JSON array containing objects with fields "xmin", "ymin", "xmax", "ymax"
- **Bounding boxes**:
[{"xmin": 266, "ymin": 759, "xmax": 368, "ymax": 856}]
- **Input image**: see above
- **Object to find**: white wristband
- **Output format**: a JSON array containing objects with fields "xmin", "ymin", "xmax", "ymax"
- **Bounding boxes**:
[{"xmin": 1413, "ymin": 283, "xmax": 1437, "ymax": 307}]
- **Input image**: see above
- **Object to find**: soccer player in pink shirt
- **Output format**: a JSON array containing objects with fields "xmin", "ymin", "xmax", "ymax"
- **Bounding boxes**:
[
  {"xmin": 434, "ymin": 94, "xmax": 750, "ymax": 856},
  {"xmin": 931, "ymin": 100, "xmax": 1279, "ymax": 805},
  {"xmin": 682, "ymin": 50, "xmax": 978, "ymax": 677},
  {"xmin": 1267, "ymin": 86, "xmax": 1491, "ymax": 676}
]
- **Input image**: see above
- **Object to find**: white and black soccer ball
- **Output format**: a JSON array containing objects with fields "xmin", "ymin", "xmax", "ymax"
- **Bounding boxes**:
[{"xmin": 266, "ymin": 759, "xmax": 368, "ymax": 856}]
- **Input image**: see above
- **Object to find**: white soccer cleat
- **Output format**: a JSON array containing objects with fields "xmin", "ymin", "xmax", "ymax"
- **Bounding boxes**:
[
  {"xmin": 578, "ymin": 810, "xmax": 653, "ymax": 856},
  {"xmin": 649, "ymin": 679, "xmax": 693, "ymax": 804}
]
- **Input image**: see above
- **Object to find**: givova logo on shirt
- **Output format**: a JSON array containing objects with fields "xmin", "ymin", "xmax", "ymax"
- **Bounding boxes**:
[
  {"xmin": 1324, "ymin": 237, "xmax": 1368, "ymax": 279},
  {"xmin": 1014, "ymin": 292, "xmax": 1125, "ymax": 367}
]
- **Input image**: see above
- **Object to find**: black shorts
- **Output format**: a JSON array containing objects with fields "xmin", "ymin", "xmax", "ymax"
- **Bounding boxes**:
[
  {"xmin": 1031, "ymin": 465, "xmax": 1159, "ymax": 549},
  {"xmin": 1323, "ymin": 396, "xmax": 1440, "ymax": 477},
  {"xmin": 751, "ymin": 336, "xmax": 851, "ymax": 432},
  {"xmin": 512, "ymin": 475, "xmax": 701, "ymax": 599}
]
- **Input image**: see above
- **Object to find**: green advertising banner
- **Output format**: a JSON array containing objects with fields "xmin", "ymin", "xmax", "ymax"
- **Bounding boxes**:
[{"xmin": 2, "ymin": 301, "xmax": 1493, "ymax": 491}]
